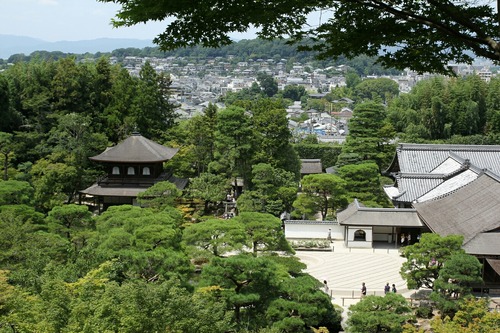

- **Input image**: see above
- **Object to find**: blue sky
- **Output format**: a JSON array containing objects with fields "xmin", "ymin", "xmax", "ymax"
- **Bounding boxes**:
[{"xmin": 1, "ymin": 0, "xmax": 259, "ymax": 42}]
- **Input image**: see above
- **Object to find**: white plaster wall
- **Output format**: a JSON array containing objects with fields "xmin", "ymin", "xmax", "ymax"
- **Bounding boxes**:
[
  {"xmin": 346, "ymin": 226, "xmax": 372, "ymax": 248},
  {"xmin": 285, "ymin": 223, "xmax": 344, "ymax": 240},
  {"xmin": 348, "ymin": 240, "xmax": 372, "ymax": 248},
  {"xmin": 347, "ymin": 226, "xmax": 372, "ymax": 241}
]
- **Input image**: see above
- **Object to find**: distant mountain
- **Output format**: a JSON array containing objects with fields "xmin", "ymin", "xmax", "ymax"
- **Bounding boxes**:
[{"xmin": 0, "ymin": 34, "xmax": 156, "ymax": 59}]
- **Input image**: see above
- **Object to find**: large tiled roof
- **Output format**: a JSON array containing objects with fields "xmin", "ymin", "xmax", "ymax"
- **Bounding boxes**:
[
  {"xmin": 337, "ymin": 199, "xmax": 423, "ymax": 227},
  {"xmin": 416, "ymin": 169, "xmax": 479, "ymax": 202},
  {"xmin": 389, "ymin": 173, "xmax": 444, "ymax": 202},
  {"xmin": 386, "ymin": 143, "xmax": 500, "ymax": 175},
  {"xmin": 386, "ymin": 167, "xmax": 481, "ymax": 203},
  {"xmin": 464, "ymin": 234, "xmax": 500, "ymax": 256},
  {"xmin": 385, "ymin": 144, "xmax": 500, "ymax": 204},
  {"xmin": 300, "ymin": 159, "xmax": 323, "ymax": 174},
  {"xmin": 90, "ymin": 133, "xmax": 179, "ymax": 163},
  {"xmin": 414, "ymin": 173, "xmax": 500, "ymax": 254}
]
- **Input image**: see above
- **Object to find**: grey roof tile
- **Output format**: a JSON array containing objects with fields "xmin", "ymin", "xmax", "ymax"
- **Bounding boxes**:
[
  {"xmin": 337, "ymin": 199, "xmax": 422, "ymax": 227},
  {"xmin": 390, "ymin": 143, "xmax": 500, "ymax": 175},
  {"xmin": 300, "ymin": 159, "xmax": 323, "ymax": 174},
  {"xmin": 414, "ymin": 173, "xmax": 500, "ymax": 251},
  {"xmin": 90, "ymin": 133, "xmax": 179, "ymax": 163}
]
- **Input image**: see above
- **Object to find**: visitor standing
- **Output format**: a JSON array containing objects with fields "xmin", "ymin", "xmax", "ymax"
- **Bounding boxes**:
[
  {"xmin": 384, "ymin": 282, "xmax": 390, "ymax": 294},
  {"xmin": 361, "ymin": 282, "xmax": 367, "ymax": 297},
  {"xmin": 392, "ymin": 284, "xmax": 397, "ymax": 293}
]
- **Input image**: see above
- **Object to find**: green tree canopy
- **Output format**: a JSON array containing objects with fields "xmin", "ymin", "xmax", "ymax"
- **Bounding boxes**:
[
  {"xmin": 257, "ymin": 72, "xmax": 278, "ymax": 97},
  {"xmin": 199, "ymin": 254, "xmax": 284, "ymax": 328},
  {"xmin": 187, "ymin": 172, "xmax": 231, "ymax": 215},
  {"xmin": 336, "ymin": 101, "xmax": 394, "ymax": 170},
  {"xmin": 237, "ymin": 163, "xmax": 298, "ymax": 216},
  {"xmin": 0, "ymin": 131, "xmax": 14, "ymax": 180},
  {"xmin": 429, "ymin": 297, "xmax": 500, "ymax": 333},
  {"xmin": 46, "ymin": 204, "xmax": 94, "ymax": 254},
  {"xmin": 182, "ymin": 218, "xmax": 246, "ymax": 257},
  {"xmin": 89, "ymin": 205, "xmax": 189, "ymax": 281},
  {"xmin": 136, "ymin": 181, "xmax": 182, "ymax": 211},
  {"xmin": 183, "ymin": 103, "xmax": 218, "ymax": 176},
  {"xmin": 338, "ymin": 162, "xmax": 389, "ymax": 207},
  {"xmin": 233, "ymin": 212, "xmax": 293, "ymax": 255},
  {"xmin": 299, "ymin": 173, "xmax": 347, "ymax": 220},
  {"xmin": 99, "ymin": 0, "xmax": 500, "ymax": 74},
  {"xmin": 353, "ymin": 78, "xmax": 400, "ymax": 103},
  {"xmin": 0, "ymin": 180, "xmax": 34, "ymax": 206},
  {"xmin": 430, "ymin": 252, "xmax": 483, "ymax": 317},
  {"xmin": 266, "ymin": 275, "xmax": 342, "ymax": 333},
  {"xmin": 210, "ymin": 106, "xmax": 254, "ymax": 196},
  {"xmin": 400, "ymin": 233, "xmax": 465, "ymax": 290},
  {"xmin": 131, "ymin": 61, "xmax": 177, "ymax": 139},
  {"xmin": 346, "ymin": 293, "xmax": 413, "ymax": 333}
]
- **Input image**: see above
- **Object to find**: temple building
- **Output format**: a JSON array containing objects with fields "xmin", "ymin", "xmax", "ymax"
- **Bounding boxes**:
[
  {"xmin": 284, "ymin": 143, "xmax": 500, "ymax": 288},
  {"xmin": 79, "ymin": 132, "xmax": 187, "ymax": 212}
]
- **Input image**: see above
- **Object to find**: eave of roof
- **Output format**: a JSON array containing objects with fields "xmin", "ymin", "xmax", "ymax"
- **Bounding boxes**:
[
  {"xmin": 80, "ymin": 184, "xmax": 146, "ymax": 197},
  {"xmin": 284, "ymin": 220, "xmax": 338, "ymax": 225},
  {"xmin": 414, "ymin": 173, "xmax": 500, "ymax": 244},
  {"xmin": 463, "ymin": 233, "xmax": 500, "ymax": 256},
  {"xmin": 337, "ymin": 199, "xmax": 422, "ymax": 227}
]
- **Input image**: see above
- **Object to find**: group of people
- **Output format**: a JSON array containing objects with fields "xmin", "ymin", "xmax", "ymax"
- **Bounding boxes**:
[
  {"xmin": 400, "ymin": 233, "xmax": 411, "ymax": 246},
  {"xmin": 360, "ymin": 282, "xmax": 397, "ymax": 298},
  {"xmin": 384, "ymin": 282, "xmax": 397, "ymax": 294},
  {"xmin": 324, "ymin": 281, "xmax": 397, "ymax": 299}
]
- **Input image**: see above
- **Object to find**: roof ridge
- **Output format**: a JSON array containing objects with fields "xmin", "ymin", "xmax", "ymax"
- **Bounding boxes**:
[
  {"xmin": 397, "ymin": 143, "xmax": 500, "ymax": 151},
  {"xmin": 397, "ymin": 173, "xmax": 446, "ymax": 179}
]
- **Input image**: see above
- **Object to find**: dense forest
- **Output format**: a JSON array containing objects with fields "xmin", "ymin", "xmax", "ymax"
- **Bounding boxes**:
[{"xmin": 1, "ymin": 54, "xmax": 500, "ymax": 332}]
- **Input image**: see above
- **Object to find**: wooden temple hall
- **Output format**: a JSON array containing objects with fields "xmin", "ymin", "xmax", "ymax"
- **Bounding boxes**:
[{"xmin": 79, "ymin": 133, "xmax": 188, "ymax": 213}]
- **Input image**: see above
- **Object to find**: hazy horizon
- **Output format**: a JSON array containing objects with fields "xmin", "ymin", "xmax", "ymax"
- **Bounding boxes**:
[{"xmin": 1, "ymin": 1, "xmax": 258, "ymax": 43}]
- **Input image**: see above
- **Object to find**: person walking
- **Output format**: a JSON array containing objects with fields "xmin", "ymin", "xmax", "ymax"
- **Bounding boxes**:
[
  {"xmin": 384, "ymin": 282, "xmax": 390, "ymax": 294},
  {"xmin": 361, "ymin": 282, "xmax": 367, "ymax": 297},
  {"xmin": 323, "ymin": 280, "xmax": 329, "ymax": 293},
  {"xmin": 392, "ymin": 284, "xmax": 397, "ymax": 293}
]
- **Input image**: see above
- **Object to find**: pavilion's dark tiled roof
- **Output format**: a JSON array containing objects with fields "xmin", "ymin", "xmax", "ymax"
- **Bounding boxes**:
[
  {"xmin": 90, "ymin": 133, "xmax": 179, "ymax": 163},
  {"xmin": 80, "ymin": 185, "xmax": 146, "ymax": 197}
]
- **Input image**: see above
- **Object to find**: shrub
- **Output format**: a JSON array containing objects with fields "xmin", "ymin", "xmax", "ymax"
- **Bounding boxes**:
[{"xmin": 415, "ymin": 305, "xmax": 433, "ymax": 319}]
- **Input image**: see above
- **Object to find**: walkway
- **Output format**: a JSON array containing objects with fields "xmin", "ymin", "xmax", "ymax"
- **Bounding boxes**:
[{"xmin": 294, "ymin": 241, "xmax": 415, "ymax": 310}]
